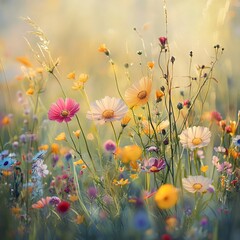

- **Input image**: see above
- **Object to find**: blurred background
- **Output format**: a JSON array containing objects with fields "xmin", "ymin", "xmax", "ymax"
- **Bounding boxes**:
[{"xmin": 0, "ymin": 0, "xmax": 239, "ymax": 118}]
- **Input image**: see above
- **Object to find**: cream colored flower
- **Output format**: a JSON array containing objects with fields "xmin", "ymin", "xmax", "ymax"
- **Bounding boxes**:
[
  {"xmin": 86, "ymin": 96, "xmax": 128, "ymax": 124},
  {"xmin": 182, "ymin": 175, "xmax": 212, "ymax": 193},
  {"xmin": 179, "ymin": 126, "xmax": 211, "ymax": 150},
  {"xmin": 125, "ymin": 77, "xmax": 152, "ymax": 108},
  {"xmin": 141, "ymin": 119, "xmax": 169, "ymax": 135}
]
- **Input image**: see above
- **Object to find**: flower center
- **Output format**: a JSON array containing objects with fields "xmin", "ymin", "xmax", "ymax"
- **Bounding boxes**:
[
  {"xmin": 137, "ymin": 90, "xmax": 147, "ymax": 100},
  {"xmin": 193, "ymin": 183, "xmax": 203, "ymax": 190},
  {"xmin": 192, "ymin": 138, "xmax": 202, "ymax": 145},
  {"xmin": 61, "ymin": 110, "xmax": 69, "ymax": 117},
  {"xmin": 102, "ymin": 110, "xmax": 114, "ymax": 119}
]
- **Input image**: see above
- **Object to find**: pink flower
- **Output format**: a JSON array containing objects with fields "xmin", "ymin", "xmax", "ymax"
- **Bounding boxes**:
[
  {"xmin": 159, "ymin": 37, "xmax": 167, "ymax": 47},
  {"xmin": 48, "ymin": 98, "xmax": 80, "ymax": 123}
]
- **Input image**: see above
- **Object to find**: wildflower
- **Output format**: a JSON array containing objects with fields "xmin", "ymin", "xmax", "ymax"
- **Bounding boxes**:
[
  {"xmin": 26, "ymin": 88, "xmax": 34, "ymax": 95},
  {"xmin": 159, "ymin": 37, "xmax": 167, "ymax": 47},
  {"xmin": 214, "ymin": 146, "xmax": 226, "ymax": 153},
  {"xmin": 32, "ymin": 197, "xmax": 51, "ymax": 209},
  {"xmin": 67, "ymin": 71, "xmax": 75, "ymax": 79},
  {"xmin": 161, "ymin": 234, "xmax": 172, "ymax": 240},
  {"xmin": 156, "ymin": 89, "xmax": 165, "ymax": 102},
  {"xmin": 113, "ymin": 178, "xmax": 130, "ymax": 186},
  {"xmin": 48, "ymin": 98, "xmax": 80, "ymax": 123},
  {"xmin": 73, "ymin": 129, "xmax": 81, "ymax": 138},
  {"xmin": 1, "ymin": 115, "xmax": 11, "ymax": 125},
  {"xmin": 104, "ymin": 139, "xmax": 116, "ymax": 152},
  {"xmin": 179, "ymin": 126, "xmax": 211, "ymax": 150},
  {"xmin": 49, "ymin": 196, "xmax": 61, "ymax": 206},
  {"xmin": 75, "ymin": 215, "xmax": 84, "ymax": 224},
  {"xmin": 86, "ymin": 96, "xmax": 128, "ymax": 124},
  {"xmin": 165, "ymin": 216, "xmax": 178, "ymax": 232},
  {"xmin": 78, "ymin": 73, "xmax": 89, "ymax": 83},
  {"xmin": 11, "ymin": 207, "xmax": 21, "ymax": 216},
  {"xmin": 233, "ymin": 135, "xmax": 240, "ymax": 147},
  {"xmin": 133, "ymin": 211, "xmax": 150, "ymax": 231},
  {"xmin": 121, "ymin": 114, "xmax": 131, "ymax": 127},
  {"xmin": 141, "ymin": 119, "xmax": 169, "ymax": 135},
  {"xmin": 154, "ymin": 184, "xmax": 178, "ymax": 209},
  {"xmin": 142, "ymin": 157, "xmax": 166, "ymax": 172},
  {"xmin": 202, "ymin": 111, "xmax": 222, "ymax": 123},
  {"xmin": 69, "ymin": 195, "xmax": 78, "ymax": 202},
  {"xmin": 146, "ymin": 146, "xmax": 158, "ymax": 152},
  {"xmin": 56, "ymin": 201, "xmax": 70, "ymax": 213},
  {"xmin": 225, "ymin": 121, "xmax": 237, "ymax": 136},
  {"xmin": 55, "ymin": 132, "xmax": 66, "ymax": 141},
  {"xmin": 73, "ymin": 159, "xmax": 84, "ymax": 165},
  {"xmin": 51, "ymin": 143, "xmax": 59, "ymax": 154},
  {"xmin": 87, "ymin": 133, "xmax": 94, "ymax": 140},
  {"xmin": 117, "ymin": 145, "xmax": 142, "ymax": 164},
  {"xmin": 130, "ymin": 174, "xmax": 138, "ymax": 179},
  {"xmin": 98, "ymin": 43, "xmax": 109, "ymax": 55},
  {"xmin": 38, "ymin": 145, "xmax": 49, "ymax": 151},
  {"xmin": 2, "ymin": 170, "xmax": 12, "ymax": 176},
  {"xmin": 182, "ymin": 175, "xmax": 213, "ymax": 193},
  {"xmin": 200, "ymin": 165, "xmax": 209, "ymax": 173},
  {"xmin": 125, "ymin": 77, "xmax": 152, "ymax": 108},
  {"xmin": 72, "ymin": 81, "xmax": 84, "ymax": 90},
  {"xmin": 16, "ymin": 56, "xmax": 32, "ymax": 67},
  {"xmin": 147, "ymin": 61, "xmax": 154, "ymax": 69},
  {"xmin": 87, "ymin": 186, "xmax": 98, "ymax": 199}
]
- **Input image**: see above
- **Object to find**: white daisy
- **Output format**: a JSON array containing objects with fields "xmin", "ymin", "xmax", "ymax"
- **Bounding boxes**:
[
  {"xmin": 86, "ymin": 96, "xmax": 128, "ymax": 124},
  {"xmin": 179, "ymin": 126, "xmax": 211, "ymax": 150},
  {"xmin": 182, "ymin": 175, "xmax": 213, "ymax": 193}
]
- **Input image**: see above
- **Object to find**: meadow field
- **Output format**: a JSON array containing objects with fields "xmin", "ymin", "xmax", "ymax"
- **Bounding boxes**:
[{"xmin": 0, "ymin": 0, "xmax": 240, "ymax": 239}]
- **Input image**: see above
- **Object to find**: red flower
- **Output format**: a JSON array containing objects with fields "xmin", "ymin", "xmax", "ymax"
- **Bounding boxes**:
[
  {"xmin": 161, "ymin": 234, "xmax": 172, "ymax": 240},
  {"xmin": 48, "ymin": 98, "xmax": 80, "ymax": 123},
  {"xmin": 56, "ymin": 201, "xmax": 70, "ymax": 213},
  {"xmin": 159, "ymin": 37, "xmax": 167, "ymax": 47}
]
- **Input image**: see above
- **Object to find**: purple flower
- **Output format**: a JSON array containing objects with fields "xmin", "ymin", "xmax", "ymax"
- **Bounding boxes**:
[
  {"xmin": 87, "ymin": 186, "xmax": 98, "ymax": 199},
  {"xmin": 49, "ymin": 196, "xmax": 61, "ymax": 206},
  {"xmin": 142, "ymin": 157, "xmax": 166, "ymax": 172},
  {"xmin": 103, "ymin": 139, "xmax": 116, "ymax": 152}
]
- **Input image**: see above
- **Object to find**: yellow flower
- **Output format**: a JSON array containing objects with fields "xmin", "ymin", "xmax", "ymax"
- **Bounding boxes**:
[
  {"xmin": 73, "ymin": 130, "xmax": 81, "ymax": 138},
  {"xmin": 75, "ymin": 215, "xmax": 84, "ymax": 224},
  {"xmin": 113, "ymin": 178, "xmax": 129, "ymax": 186},
  {"xmin": 38, "ymin": 145, "xmax": 49, "ymax": 151},
  {"xmin": 130, "ymin": 174, "xmax": 138, "ymax": 180},
  {"xmin": 154, "ymin": 184, "xmax": 178, "ymax": 209},
  {"xmin": 26, "ymin": 88, "xmax": 34, "ymax": 95},
  {"xmin": 118, "ymin": 145, "xmax": 142, "ymax": 164},
  {"xmin": 78, "ymin": 73, "xmax": 89, "ymax": 83},
  {"xmin": 82, "ymin": 165, "xmax": 87, "ymax": 169},
  {"xmin": 69, "ymin": 195, "xmax": 78, "ymax": 202},
  {"xmin": 121, "ymin": 114, "xmax": 131, "ymax": 128},
  {"xmin": 147, "ymin": 61, "xmax": 154, "ymax": 69},
  {"xmin": 2, "ymin": 170, "xmax": 12, "ymax": 177},
  {"xmin": 1, "ymin": 116, "xmax": 11, "ymax": 125},
  {"xmin": 16, "ymin": 56, "xmax": 32, "ymax": 68},
  {"xmin": 72, "ymin": 81, "xmax": 84, "ymax": 90},
  {"xmin": 73, "ymin": 159, "xmax": 84, "ymax": 165},
  {"xmin": 11, "ymin": 207, "xmax": 21, "ymax": 215},
  {"xmin": 55, "ymin": 132, "xmax": 66, "ymax": 141},
  {"xmin": 201, "ymin": 165, "xmax": 209, "ymax": 173},
  {"xmin": 229, "ymin": 121, "xmax": 237, "ymax": 136},
  {"xmin": 125, "ymin": 77, "xmax": 152, "ymax": 108},
  {"xmin": 67, "ymin": 71, "xmax": 76, "ymax": 80},
  {"xmin": 98, "ymin": 44, "xmax": 109, "ymax": 54},
  {"xmin": 51, "ymin": 143, "xmax": 60, "ymax": 154}
]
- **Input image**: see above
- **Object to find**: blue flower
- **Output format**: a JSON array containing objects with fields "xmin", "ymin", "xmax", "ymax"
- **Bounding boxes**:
[
  {"xmin": 233, "ymin": 135, "xmax": 240, "ymax": 147},
  {"xmin": 133, "ymin": 211, "xmax": 150, "ymax": 231}
]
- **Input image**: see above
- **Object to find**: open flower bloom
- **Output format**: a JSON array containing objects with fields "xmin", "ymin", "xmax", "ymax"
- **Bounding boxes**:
[
  {"xmin": 86, "ymin": 96, "xmax": 128, "ymax": 124},
  {"xmin": 142, "ymin": 157, "xmax": 166, "ymax": 172},
  {"xmin": 141, "ymin": 119, "xmax": 169, "ymax": 135},
  {"xmin": 48, "ymin": 98, "xmax": 80, "ymax": 123},
  {"xmin": 182, "ymin": 175, "xmax": 213, "ymax": 193},
  {"xmin": 179, "ymin": 126, "xmax": 211, "ymax": 150},
  {"xmin": 125, "ymin": 77, "xmax": 152, "ymax": 108},
  {"xmin": 154, "ymin": 184, "xmax": 178, "ymax": 209},
  {"xmin": 115, "ymin": 145, "xmax": 142, "ymax": 164},
  {"xmin": 32, "ymin": 196, "xmax": 51, "ymax": 209}
]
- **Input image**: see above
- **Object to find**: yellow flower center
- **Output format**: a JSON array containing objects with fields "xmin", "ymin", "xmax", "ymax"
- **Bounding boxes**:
[
  {"xmin": 192, "ymin": 138, "xmax": 202, "ymax": 145},
  {"xmin": 193, "ymin": 183, "xmax": 203, "ymax": 190},
  {"xmin": 61, "ymin": 110, "xmax": 69, "ymax": 117},
  {"xmin": 137, "ymin": 90, "xmax": 147, "ymax": 100},
  {"xmin": 102, "ymin": 110, "xmax": 114, "ymax": 119}
]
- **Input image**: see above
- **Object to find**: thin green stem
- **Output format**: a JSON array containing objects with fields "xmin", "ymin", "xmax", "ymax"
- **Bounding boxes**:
[{"xmin": 110, "ymin": 122, "xmax": 118, "ymax": 146}]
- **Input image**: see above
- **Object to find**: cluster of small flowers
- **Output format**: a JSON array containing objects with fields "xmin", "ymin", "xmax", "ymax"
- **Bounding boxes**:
[{"xmin": 212, "ymin": 156, "xmax": 232, "ymax": 175}]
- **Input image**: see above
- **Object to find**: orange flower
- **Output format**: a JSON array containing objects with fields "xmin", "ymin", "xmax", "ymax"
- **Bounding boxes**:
[
  {"xmin": 121, "ymin": 115, "xmax": 131, "ymax": 128},
  {"xmin": 98, "ymin": 44, "xmax": 109, "ymax": 54},
  {"xmin": 32, "ymin": 197, "xmax": 51, "ymax": 209},
  {"xmin": 51, "ymin": 143, "xmax": 60, "ymax": 154},
  {"xmin": 67, "ymin": 71, "xmax": 76, "ymax": 80},
  {"xmin": 11, "ymin": 207, "xmax": 21, "ymax": 215},
  {"xmin": 147, "ymin": 61, "xmax": 154, "ymax": 69},
  {"xmin": 55, "ymin": 132, "xmax": 66, "ymax": 141},
  {"xmin": 16, "ymin": 56, "xmax": 32, "ymax": 68},
  {"xmin": 73, "ymin": 130, "xmax": 81, "ymax": 138},
  {"xmin": 155, "ymin": 90, "xmax": 165, "ymax": 102},
  {"xmin": 38, "ymin": 145, "xmax": 49, "ymax": 151},
  {"xmin": 117, "ymin": 145, "xmax": 142, "ymax": 164},
  {"xmin": 69, "ymin": 194, "xmax": 78, "ymax": 202},
  {"xmin": 26, "ymin": 88, "xmax": 34, "ymax": 95},
  {"xmin": 73, "ymin": 159, "xmax": 84, "ymax": 165},
  {"xmin": 75, "ymin": 215, "xmax": 84, "ymax": 224},
  {"xmin": 1, "ymin": 116, "xmax": 11, "ymax": 125},
  {"xmin": 2, "ymin": 170, "xmax": 12, "ymax": 176}
]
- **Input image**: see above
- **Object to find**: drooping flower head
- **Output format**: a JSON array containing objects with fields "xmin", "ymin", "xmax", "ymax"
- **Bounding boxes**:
[
  {"xmin": 154, "ymin": 184, "xmax": 178, "ymax": 209},
  {"xmin": 182, "ymin": 175, "xmax": 213, "ymax": 193},
  {"xmin": 125, "ymin": 77, "xmax": 152, "ymax": 108},
  {"xmin": 179, "ymin": 126, "xmax": 211, "ymax": 150},
  {"xmin": 48, "ymin": 98, "xmax": 80, "ymax": 123},
  {"xmin": 86, "ymin": 96, "xmax": 128, "ymax": 124}
]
